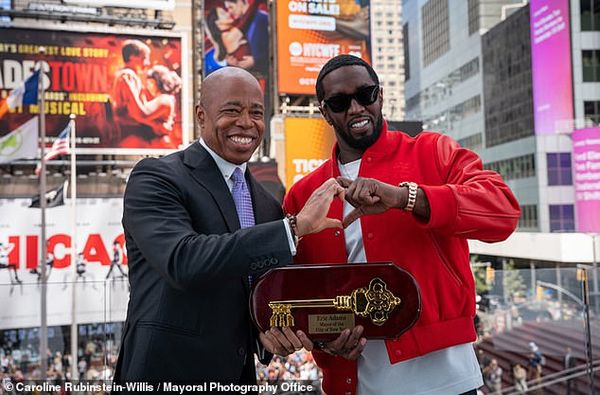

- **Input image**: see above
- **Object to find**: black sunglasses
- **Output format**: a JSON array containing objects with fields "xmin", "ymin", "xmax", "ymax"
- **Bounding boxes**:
[{"xmin": 322, "ymin": 85, "xmax": 380, "ymax": 113}]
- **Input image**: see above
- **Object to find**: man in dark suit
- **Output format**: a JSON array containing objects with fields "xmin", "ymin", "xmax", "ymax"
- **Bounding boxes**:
[{"xmin": 114, "ymin": 67, "xmax": 344, "ymax": 386}]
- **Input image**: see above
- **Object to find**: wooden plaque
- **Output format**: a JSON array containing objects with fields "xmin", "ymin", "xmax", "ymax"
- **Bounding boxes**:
[{"xmin": 249, "ymin": 263, "xmax": 421, "ymax": 341}]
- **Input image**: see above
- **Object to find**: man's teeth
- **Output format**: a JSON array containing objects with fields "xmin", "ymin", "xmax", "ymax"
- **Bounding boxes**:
[
  {"xmin": 230, "ymin": 136, "xmax": 254, "ymax": 144},
  {"xmin": 351, "ymin": 119, "xmax": 369, "ymax": 129}
]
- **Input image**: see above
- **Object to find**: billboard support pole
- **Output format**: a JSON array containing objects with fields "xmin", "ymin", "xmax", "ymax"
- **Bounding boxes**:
[
  {"xmin": 69, "ymin": 114, "xmax": 78, "ymax": 380},
  {"xmin": 192, "ymin": 0, "xmax": 202, "ymax": 141},
  {"xmin": 267, "ymin": 0, "xmax": 279, "ymax": 157},
  {"xmin": 38, "ymin": 47, "xmax": 49, "ymax": 382},
  {"xmin": 578, "ymin": 266, "xmax": 595, "ymax": 395}
]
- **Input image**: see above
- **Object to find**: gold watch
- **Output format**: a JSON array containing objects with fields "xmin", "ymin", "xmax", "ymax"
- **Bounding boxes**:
[{"xmin": 399, "ymin": 182, "xmax": 418, "ymax": 212}]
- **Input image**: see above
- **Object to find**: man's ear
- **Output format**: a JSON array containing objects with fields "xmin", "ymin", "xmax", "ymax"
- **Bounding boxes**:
[
  {"xmin": 319, "ymin": 106, "xmax": 333, "ymax": 126},
  {"xmin": 195, "ymin": 104, "xmax": 205, "ymax": 131}
]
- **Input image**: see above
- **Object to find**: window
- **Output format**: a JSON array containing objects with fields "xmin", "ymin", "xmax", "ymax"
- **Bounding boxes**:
[
  {"xmin": 547, "ymin": 153, "xmax": 572, "ymax": 186},
  {"xmin": 581, "ymin": 0, "xmax": 600, "ymax": 31},
  {"xmin": 584, "ymin": 101, "xmax": 600, "ymax": 125},
  {"xmin": 457, "ymin": 133, "xmax": 482, "ymax": 151},
  {"xmin": 519, "ymin": 205, "xmax": 538, "ymax": 229},
  {"xmin": 549, "ymin": 205, "xmax": 575, "ymax": 232},
  {"xmin": 484, "ymin": 154, "xmax": 535, "ymax": 180},
  {"xmin": 468, "ymin": 0, "xmax": 480, "ymax": 35},
  {"xmin": 422, "ymin": 0, "xmax": 450, "ymax": 66},
  {"xmin": 583, "ymin": 50, "xmax": 600, "ymax": 82},
  {"xmin": 0, "ymin": 0, "xmax": 10, "ymax": 22},
  {"xmin": 403, "ymin": 23, "xmax": 410, "ymax": 81},
  {"xmin": 482, "ymin": 6, "xmax": 534, "ymax": 147}
]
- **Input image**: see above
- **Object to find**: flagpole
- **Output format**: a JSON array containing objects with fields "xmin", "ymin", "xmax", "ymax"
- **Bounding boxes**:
[
  {"xmin": 37, "ymin": 47, "xmax": 49, "ymax": 381},
  {"xmin": 69, "ymin": 114, "xmax": 78, "ymax": 380}
]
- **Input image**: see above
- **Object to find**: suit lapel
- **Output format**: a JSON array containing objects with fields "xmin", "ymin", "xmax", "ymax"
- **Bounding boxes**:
[
  {"xmin": 247, "ymin": 171, "xmax": 271, "ymax": 225},
  {"xmin": 183, "ymin": 142, "xmax": 240, "ymax": 232}
]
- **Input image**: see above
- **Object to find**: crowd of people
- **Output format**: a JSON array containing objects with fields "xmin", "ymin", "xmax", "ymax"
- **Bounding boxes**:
[
  {"xmin": 477, "ymin": 341, "xmax": 560, "ymax": 394},
  {"xmin": 256, "ymin": 352, "xmax": 322, "ymax": 393},
  {"xmin": 1, "ymin": 343, "xmax": 320, "ymax": 393},
  {"xmin": 0, "ymin": 339, "xmax": 119, "ymax": 388}
]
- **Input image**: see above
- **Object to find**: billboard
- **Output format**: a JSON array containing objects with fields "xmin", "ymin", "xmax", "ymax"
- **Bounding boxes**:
[
  {"xmin": 529, "ymin": 0, "xmax": 573, "ymax": 135},
  {"xmin": 284, "ymin": 117, "xmax": 335, "ymax": 188},
  {"xmin": 203, "ymin": 0, "xmax": 269, "ymax": 79},
  {"xmin": 202, "ymin": 0, "xmax": 272, "ymax": 134},
  {"xmin": 0, "ymin": 198, "xmax": 128, "ymax": 329},
  {"xmin": 573, "ymin": 127, "xmax": 600, "ymax": 232},
  {"xmin": 276, "ymin": 0, "xmax": 371, "ymax": 95},
  {"xmin": 63, "ymin": 0, "xmax": 175, "ymax": 10},
  {"xmin": 0, "ymin": 28, "xmax": 188, "ymax": 154}
]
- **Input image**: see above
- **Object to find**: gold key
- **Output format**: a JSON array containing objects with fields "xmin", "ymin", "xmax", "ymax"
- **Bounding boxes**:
[{"xmin": 268, "ymin": 278, "xmax": 401, "ymax": 327}]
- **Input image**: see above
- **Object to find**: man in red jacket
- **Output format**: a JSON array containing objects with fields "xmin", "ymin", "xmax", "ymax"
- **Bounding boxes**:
[{"xmin": 283, "ymin": 55, "xmax": 521, "ymax": 394}]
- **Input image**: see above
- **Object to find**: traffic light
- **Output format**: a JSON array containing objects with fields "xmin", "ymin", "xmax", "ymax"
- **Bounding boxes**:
[
  {"xmin": 536, "ymin": 285, "xmax": 543, "ymax": 301},
  {"xmin": 485, "ymin": 266, "xmax": 495, "ymax": 285}
]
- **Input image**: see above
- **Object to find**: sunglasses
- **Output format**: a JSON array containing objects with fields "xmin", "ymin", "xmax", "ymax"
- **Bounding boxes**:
[{"xmin": 322, "ymin": 85, "xmax": 380, "ymax": 113}]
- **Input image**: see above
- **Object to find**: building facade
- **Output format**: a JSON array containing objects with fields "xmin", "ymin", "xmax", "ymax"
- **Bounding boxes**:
[
  {"xmin": 370, "ymin": 0, "xmax": 405, "ymax": 121},
  {"xmin": 403, "ymin": 0, "xmax": 600, "ymax": 234}
]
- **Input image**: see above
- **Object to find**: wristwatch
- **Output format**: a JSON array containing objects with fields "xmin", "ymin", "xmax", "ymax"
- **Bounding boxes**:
[{"xmin": 399, "ymin": 182, "xmax": 418, "ymax": 212}]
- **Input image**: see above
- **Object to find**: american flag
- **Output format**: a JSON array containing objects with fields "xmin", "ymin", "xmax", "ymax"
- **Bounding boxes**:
[{"xmin": 35, "ymin": 123, "xmax": 71, "ymax": 176}]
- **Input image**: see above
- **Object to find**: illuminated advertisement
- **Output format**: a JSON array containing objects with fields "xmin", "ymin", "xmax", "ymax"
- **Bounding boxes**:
[
  {"xmin": 63, "ymin": 0, "xmax": 175, "ymax": 9},
  {"xmin": 284, "ymin": 117, "xmax": 335, "ymax": 188},
  {"xmin": 573, "ymin": 127, "xmax": 600, "ymax": 232},
  {"xmin": 530, "ymin": 0, "xmax": 573, "ymax": 135},
  {"xmin": 202, "ymin": 0, "xmax": 271, "ymax": 124},
  {"xmin": 0, "ymin": 28, "xmax": 187, "ymax": 154},
  {"xmin": 276, "ymin": 0, "xmax": 371, "ymax": 95},
  {"xmin": 203, "ymin": 0, "xmax": 269, "ymax": 79}
]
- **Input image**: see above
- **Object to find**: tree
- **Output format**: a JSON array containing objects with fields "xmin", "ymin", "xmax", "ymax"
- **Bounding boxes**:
[
  {"xmin": 471, "ymin": 255, "xmax": 492, "ymax": 296},
  {"xmin": 503, "ymin": 260, "xmax": 526, "ymax": 304}
]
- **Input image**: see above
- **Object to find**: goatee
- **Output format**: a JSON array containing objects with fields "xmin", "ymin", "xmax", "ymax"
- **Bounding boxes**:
[{"xmin": 336, "ymin": 115, "xmax": 383, "ymax": 150}]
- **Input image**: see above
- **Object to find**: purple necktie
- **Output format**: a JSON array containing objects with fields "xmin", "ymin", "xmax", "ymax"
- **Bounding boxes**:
[
  {"xmin": 231, "ymin": 167, "xmax": 255, "ymax": 229},
  {"xmin": 231, "ymin": 168, "xmax": 255, "ymax": 288}
]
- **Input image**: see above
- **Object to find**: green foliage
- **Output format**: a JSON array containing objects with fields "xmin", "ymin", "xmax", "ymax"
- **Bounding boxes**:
[
  {"xmin": 471, "ymin": 255, "xmax": 491, "ymax": 295},
  {"xmin": 503, "ymin": 260, "xmax": 526, "ymax": 303}
]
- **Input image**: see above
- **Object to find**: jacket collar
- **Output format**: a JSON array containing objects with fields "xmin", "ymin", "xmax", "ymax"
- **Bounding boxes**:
[
  {"xmin": 183, "ymin": 141, "xmax": 269, "ymax": 230},
  {"xmin": 183, "ymin": 141, "xmax": 240, "ymax": 232}
]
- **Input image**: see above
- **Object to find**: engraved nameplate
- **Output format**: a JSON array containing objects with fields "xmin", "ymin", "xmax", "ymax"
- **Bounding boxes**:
[{"xmin": 308, "ymin": 314, "xmax": 355, "ymax": 334}]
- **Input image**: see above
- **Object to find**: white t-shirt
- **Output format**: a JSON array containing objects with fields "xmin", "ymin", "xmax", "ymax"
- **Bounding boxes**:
[{"xmin": 338, "ymin": 158, "xmax": 483, "ymax": 395}]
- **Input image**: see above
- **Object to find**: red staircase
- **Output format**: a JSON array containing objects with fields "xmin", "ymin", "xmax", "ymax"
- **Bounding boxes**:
[{"xmin": 476, "ymin": 320, "xmax": 600, "ymax": 394}]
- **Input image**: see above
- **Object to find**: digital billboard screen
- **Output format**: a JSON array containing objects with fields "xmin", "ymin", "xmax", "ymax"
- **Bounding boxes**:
[
  {"xmin": 573, "ymin": 127, "xmax": 600, "ymax": 232},
  {"xmin": 276, "ymin": 0, "xmax": 371, "ymax": 95},
  {"xmin": 203, "ymin": 0, "xmax": 270, "ymax": 80},
  {"xmin": 0, "ymin": 28, "xmax": 187, "ymax": 154},
  {"xmin": 529, "ymin": 0, "xmax": 573, "ymax": 135},
  {"xmin": 284, "ymin": 117, "xmax": 335, "ymax": 188}
]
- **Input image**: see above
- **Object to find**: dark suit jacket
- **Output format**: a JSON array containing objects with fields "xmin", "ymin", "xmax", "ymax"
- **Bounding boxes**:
[{"xmin": 114, "ymin": 142, "xmax": 291, "ymax": 384}]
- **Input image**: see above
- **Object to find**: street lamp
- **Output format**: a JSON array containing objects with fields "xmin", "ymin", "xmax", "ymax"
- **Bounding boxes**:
[{"xmin": 537, "ymin": 269, "xmax": 595, "ymax": 395}]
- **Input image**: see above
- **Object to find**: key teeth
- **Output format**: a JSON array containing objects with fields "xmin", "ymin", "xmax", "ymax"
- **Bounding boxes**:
[{"xmin": 269, "ymin": 313, "xmax": 294, "ymax": 328}]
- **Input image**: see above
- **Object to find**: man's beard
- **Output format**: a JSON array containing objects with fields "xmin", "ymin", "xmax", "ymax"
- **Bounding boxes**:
[{"xmin": 335, "ymin": 115, "xmax": 383, "ymax": 150}]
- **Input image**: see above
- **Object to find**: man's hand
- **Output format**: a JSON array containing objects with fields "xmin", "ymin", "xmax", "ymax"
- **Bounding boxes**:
[
  {"xmin": 337, "ymin": 177, "xmax": 406, "ymax": 228},
  {"xmin": 295, "ymin": 178, "xmax": 346, "ymax": 237},
  {"xmin": 318, "ymin": 326, "xmax": 367, "ymax": 360},
  {"xmin": 259, "ymin": 327, "xmax": 313, "ymax": 356}
]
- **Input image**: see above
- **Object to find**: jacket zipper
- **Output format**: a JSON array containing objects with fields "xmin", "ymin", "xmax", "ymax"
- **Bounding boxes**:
[{"xmin": 428, "ymin": 232, "xmax": 463, "ymax": 286}]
